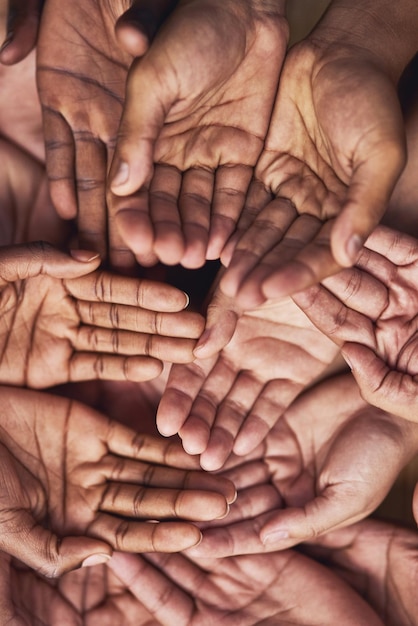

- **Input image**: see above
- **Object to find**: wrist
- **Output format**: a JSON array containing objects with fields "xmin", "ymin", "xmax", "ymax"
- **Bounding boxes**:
[{"xmin": 307, "ymin": 1, "xmax": 418, "ymax": 83}]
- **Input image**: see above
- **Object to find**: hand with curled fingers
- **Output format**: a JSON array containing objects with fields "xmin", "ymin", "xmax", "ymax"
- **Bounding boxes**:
[
  {"xmin": 157, "ymin": 286, "xmax": 339, "ymax": 471},
  {"xmin": 303, "ymin": 518, "xmax": 418, "ymax": 626},
  {"xmin": 0, "ymin": 385, "xmax": 235, "ymax": 579},
  {"xmin": 0, "ymin": 241, "xmax": 204, "ymax": 388},
  {"xmin": 109, "ymin": 0, "xmax": 288, "ymax": 269},
  {"xmin": 108, "ymin": 545, "xmax": 383, "ymax": 625},
  {"xmin": 293, "ymin": 225, "xmax": 418, "ymax": 424},
  {"xmin": 0, "ymin": 548, "xmax": 160, "ymax": 625},
  {"xmin": 36, "ymin": 0, "xmax": 176, "ymax": 267},
  {"xmin": 218, "ymin": 0, "xmax": 415, "ymax": 310},
  {"xmin": 184, "ymin": 374, "xmax": 418, "ymax": 558}
]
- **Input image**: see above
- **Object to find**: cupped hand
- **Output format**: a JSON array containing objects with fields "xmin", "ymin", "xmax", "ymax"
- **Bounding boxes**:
[
  {"xmin": 294, "ymin": 224, "xmax": 418, "ymax": 423},
  {"xmin": 0, "ymin": 552, "xmax": 160, "ymax": 625},
  {"xmin": 36, "ymin": 0, "xmax": 174, "ymax": 267},
  {"xmin": 186, "ymin": 374, "xmax": 418, "ymax": 557},
  {"xmin": 109, "ymin": 0, "xmax": 288, "ymax": 269},
  {"xmin": 157, "ymin": 288, "xmax": 339, "ymax": 470},
  {"xmin": 109, "ymin": 547, "xmax": 383, "ymax": 625},
  {"xmin": 0, "ymin": 241, "xmax": 204, "ymax": 388},
  {"xmin": 219, "ymin": 37, "xmax": 405, "ymax": 309},
  {"xmin": 0, "ymin": 386, "xmax": 235, "ymax": 578}
]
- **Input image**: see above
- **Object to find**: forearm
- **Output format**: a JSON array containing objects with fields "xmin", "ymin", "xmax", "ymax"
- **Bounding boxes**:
[{"xmin": 308, "ymin": 0, "xmax": 418, "ymax": 82}]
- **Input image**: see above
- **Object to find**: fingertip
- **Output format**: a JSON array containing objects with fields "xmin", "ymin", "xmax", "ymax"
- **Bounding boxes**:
[
  {"xmin": 115, "ymin": 20, "xmax": 150, "ymax": 57},
  {"xmin": 70, "ymin": 250, "xmax": 101, "ymax": 263}
]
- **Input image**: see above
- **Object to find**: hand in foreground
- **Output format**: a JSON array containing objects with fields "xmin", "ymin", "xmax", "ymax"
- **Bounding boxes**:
[
  {"xmin": 218, "ymin": 32, "xmax": 406, "ymax": 309},
  {"xmin": 157, "ymin": 289, "xmax": 339, "ymax": 470},
  {"xmin": 187, "ymin": 374, "xmax": 418, "ymax": 556},
  {"xmin": 109, "ymin": 0, "xmax": 288, "ymax": 269},
  {"xmin": 36, "ymin": 0, "xmax": 174, "ymax": 266},
  {"xmin": 0, "ymin": 241, "xmax": 204, "ymax": 388},
  {"xmin": 294, "ymin": 225, "xmax": 418, "ymax": 423},
  {"xmin": 109, "ymin": 548, "xmax": 383, "ymax": 625},
  {"xmin": 304, "ymin": 518, "xmax": 418, "ymax": 626},
  {"xmin": 0, "ymin": 386, "xmax": 235, "ymax": 578},
  {"xmin": 0, "ymin": 552, "xmax": 159, "ymax": 626}
]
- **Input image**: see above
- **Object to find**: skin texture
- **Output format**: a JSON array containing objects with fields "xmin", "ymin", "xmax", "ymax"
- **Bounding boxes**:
[
  {"xmin": 184, "ymin": 374, "xmax": 418, "ymax": 557},
  {"xmin": 293, "ymin": 225, "xmax": 418, "ymax": 423},
  {"xmin": 304, "ymin": 518, "xmax": 418, "ymax": 626},
  {"xmin": 218, "ymin": 35, "xmax": 405, "ymax": 310},
  {"xmin": 108, "ymin": 549, "xmax": 383, "ymax": 625},
  {"xmin": 109, "ymin": 0, "xmax": 288, "ymax": 269},
  {"xmin": 0, "ymin": 385, "xmax": 235, "ymax": 578},
  {"xmin": 0, "ymin": 241, "xmax": 204, "ymax": 388},
  {"xmin": 157, "ymin": 289, "xmax": 339, "ymax": 470}
]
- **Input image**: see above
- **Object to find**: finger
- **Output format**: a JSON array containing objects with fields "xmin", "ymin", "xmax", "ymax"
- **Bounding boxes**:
[
  {"xmin": 0, "ymin": 0, "xmax": 42, "ymax": 65},
  {"xmin": 97, "ymin": 455, "xmax": 236, "ymax": 504},
  {"xmin": 342, "ymin": 342, "xmax": 418, "ymax": 422},
  {"xmin": 115, "ymin": 0, "xmax": 177, "ymax": 57},
  {"xmin": 362, "ymin": 224, "xmax": 418, "ymax": 266},
  {"xmin": 100, "ymin": 483, "xmax": 229, "ymax": 521},
  {"xmin": 150, "ymin": 164, "xmax": 185, "ymax": 265},
  {"xmin": 156, "ymin": 358, "xmax": 217, "ymax": 438},
  {"xmin": 40, "ymin": 106, "xmax": 77, "ymax": 219},
  {"xmin": 109, "ymin": 552, "xmax": 193, "ymax": 626},
  {"xmin": 193, "ymin": 289, "xmax": 240, "ymax": 359},
  {"xmin": 69, "ymin": 353, "xmax": 163, "ymax": 382},
  {"xmin": 331, "ymin": 139, "xmax": 406, "ymax": 267},
  {"xmin": 0, "ymin": 242, "xmax": 100, "ymax": 284},
  {"xmin": 75, "ymin": 133, "xmax": 108, "ymax": 258},
  {"xmin": 207, "ymin": 164, "xmax": 253, "ymax": 261},
  {"xmin": 65, "ymin": 271, "xmax": 189, "ymax": 310},
  {"xmin": 75, "ymin": 301, "xmax": 203, "ymax": 335},
  {"xmin": 321, "ymin": 265, "xmax": 388, "ymax": 318},
  {"xmin": 73, "ymin": 327, "xmax": 199, "ymax": 364},
  {"xmin": 219, "ymin": 197, "xmax": 298, "ymax": 299},
  {"xmin": 0, "ymin": 509, "xmax": 111, "ymax": 578},
  {"xmin": 413, "ymin": 482, "xmax": 418, "ymax": 525},
  {"xmin": 179, "ymin": 167, "xmax": 213, "ymax": 268},
  {"xmin": 89, "ymin": 514, "xmax": 202, "ymax": 552},
  {"xmin": 109, "ymin": 56, "xmax": 174, "ymax": 196}
]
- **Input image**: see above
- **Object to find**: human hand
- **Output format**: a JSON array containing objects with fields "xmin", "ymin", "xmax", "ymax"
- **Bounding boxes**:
[
  {"xmin": 303, "ymin": 518, "xmax": 418, "ymax": 626},
  {"xmin": 186, "ymin": 374, "xmax": 418, "ymax": 557},
  {"xmin": 109, "ymin": 547, "xmax": 383, "ymax": 625},
  {"xmin": 0, "ymin": 241, "xmax": 204, "ymax": 388},
  {"xmin": 36, "ymin": 0, "xmax": 175, "ymax": 267},
  {"xmin": 157, "ymin": 289, "xmax": 339, "ymax": 470},
  {"xmin": 218, "ymin": 34, "xmax": 406, "ymax": 309},
  {"xmin": 109, "ymin": 0, "xmax": 288, "ymax": 269},
  {"xmin": 294, "ymin": 225, "xmax": 418, "ymax": 423},
  {"xmin": 0, "ymin": 552, "xmax": 160, "ymax": 625},
  {"xmin": 0, "ymin": 0, "xmax": 43, "ymax": 65},
  {"xmin": 0, "ymin": 386, "xmax": 235, "ymax": 578}
]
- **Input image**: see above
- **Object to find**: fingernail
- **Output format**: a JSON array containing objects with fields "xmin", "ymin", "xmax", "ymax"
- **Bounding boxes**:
[
  {"xmin": 216, "ymin": 504, "xmax": 230, "ymax": 520},
  {"xmin": 342, "ymin": 352, "xmax": 353, "ymax": 371},
  {"xmin": 81, "ymin": 553, "xmax": 111, "ymax": 568},
  {"xmin": 182, "ymin": 292, "xmax": 190, "ymax": 309},
  {"xmin": 262, "ymin": 529, "xmax": 289, "ymax": 546},
  {"xmin": 346, "ymin": 235, "xmax": 363, "ymax": 264},
  {"xmin": 70, "ymin": 250, "xmax": 101, "ymax": 263},
  {"xmin": 193, "ymin": 329, "xmax": 211, "ymax": 355},
  {"xmin": 111, "ymin": 161, "xmax": 129, "ymax": 188}
]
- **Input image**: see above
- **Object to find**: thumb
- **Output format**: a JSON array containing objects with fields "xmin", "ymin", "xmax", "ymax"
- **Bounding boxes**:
[
  {"xmin": 115, "ymin": 0, "xmax": 177, "ymax": 57},
  {"xmin": 331, "ymin": 141, "xmax": 405, "ymax": 267},
  {"xmin": 1, "ymin": 510, "xmax": 111, "ymax": 578},
  {"xmin": 0, "ymin": 242, "xmax": 101, "ymax": 283},
  {"xmin": 342, "ymin": 342, "xmax": 418, "ymax": 422},
  {"xmin": 109, "ymin": 54, "xmax": 175, "ymax": 197},
  {"xmin": 193, "ymin": 287, "xmax": 240, "ymax": 359},
  {"xmin": 0, "ymin": 0, "xmax": 42, "ymax": 65}
]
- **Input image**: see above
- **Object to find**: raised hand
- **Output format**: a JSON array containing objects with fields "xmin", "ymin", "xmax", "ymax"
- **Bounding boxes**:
[
  {"xmin": 186, "ymin": 374, "xmax": 418, "ymax": 557},
  {"xmin": 157, "ymin": 288, "xmax": 339, "ymax": 470},
  {"xmin": 294, "ymin": 225, "xmax": 418, "ymax": 423},
  {"xmin": 109, "ymin": 0, "xmax": 288, "ymax": 269},
  {"xmin": 0, "ymin": 386, "xmax": 235, "ymax": 578},
  {"xmin": 218, "ymin": 0, "xmax": 414, "ymax": 309},
  {"xmin": 36, "ymin": 0, "xmax": 174, "ymax": 267},
  {"xmin": 304, "ymin": 518, "xmax": 418, "ymax": 626},
  {"xmin": 109, "ymin": 548, "xmax": 383, "ymax": 625},
  {"xmin": 0, "ymin": 241, "xmax": 204, "ymax": 388}
]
